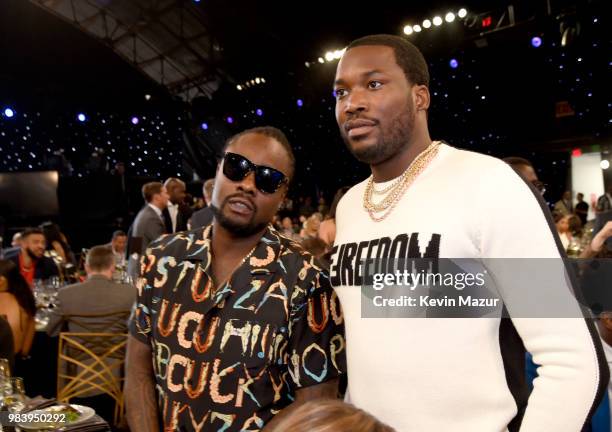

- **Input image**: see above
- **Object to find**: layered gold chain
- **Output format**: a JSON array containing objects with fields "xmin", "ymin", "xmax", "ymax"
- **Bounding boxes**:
[{"xmin": 363, "ymin": 141, "xmax": 440, "ymax": 222}]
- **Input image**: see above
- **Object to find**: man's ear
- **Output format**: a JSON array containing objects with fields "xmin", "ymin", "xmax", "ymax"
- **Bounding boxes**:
[{"xmin": 414, "ymin": 85, "xmax": 431, "ymax": 111}]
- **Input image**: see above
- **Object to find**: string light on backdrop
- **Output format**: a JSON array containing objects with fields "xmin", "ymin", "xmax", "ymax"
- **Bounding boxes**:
[
  {"xmin": 403, "ymin": 8, "xmax": 467, "ymax": 36},
  {"xmin": 131, "ymin": 116, "xmax": 139, "ymax": 125},
  {"xmin": 601, "ymin": 160, "xmax": 610, "ymax": 170},
  {"xmin": 236, "ymin": 77, "xmax": 266, "ymax": 91}
]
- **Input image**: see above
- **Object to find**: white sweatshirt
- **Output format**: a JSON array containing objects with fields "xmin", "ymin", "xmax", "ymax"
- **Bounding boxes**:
[{"xmin": 331, "ymin": 143, "xmax": 606, "ymax": 432}]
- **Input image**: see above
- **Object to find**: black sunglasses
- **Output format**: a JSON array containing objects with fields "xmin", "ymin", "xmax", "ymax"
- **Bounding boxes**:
[{"xmin": 222, "ymin": 152, "xmax": 289, "ymax": 194}]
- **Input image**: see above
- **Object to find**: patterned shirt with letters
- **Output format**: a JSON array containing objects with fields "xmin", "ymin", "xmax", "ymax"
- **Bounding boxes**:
[{"xmin": 129, "ymin": 224, "xmax": 346, "ymax": 431}]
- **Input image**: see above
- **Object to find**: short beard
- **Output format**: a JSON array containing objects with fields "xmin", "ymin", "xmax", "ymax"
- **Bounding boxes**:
[
  {"xmin": 342, "ymin": 99, "xmax": 416, "ymax": 166},
  {"xmin": 26, "ymin": 248, "xmax": 41, "ymax": 260},
  {"xmin": 210, "ymin": 201, "xmax": 268, "ymax": 238}
]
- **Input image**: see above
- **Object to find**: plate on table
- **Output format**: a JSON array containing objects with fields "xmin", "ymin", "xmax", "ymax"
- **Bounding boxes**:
[{"xmin": 17, "ymin": 404, "xmax": 96, "ymax": 430}]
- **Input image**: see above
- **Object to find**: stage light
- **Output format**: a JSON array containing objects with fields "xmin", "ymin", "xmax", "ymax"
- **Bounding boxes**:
[
  {"xmin": 325, "ymin": 51, "xmax": 334, "ymax": 62},
  {"xmin": 144, "ymin": 94, "xmax": 151, "ymax": 101},
  {"xmin": 403, "ymin": 25, "xmax": 413, "ymax": 35},
  {"xmin": 423, "ymin": 19, "xmax": 432, "ymax": 29},
  {"xmin": 237, "ymin": 85, "xmax": 242, "ymax": 90},
  {"xmin": 77, "ymin": 113, "xmax": 86, "ymax": 122},
  {"xmin": 433, "ymin": 16, "xmax": 443, "ymax": 26},
  {"xmin": 131, "ymin": 116, "xmax": 139, "ymax": 125},
  {"xmin": 305, "ymin": 62, "xmax": 310, "ymax": 67},
  {"xmin": 572, "ymin": 148, "xmax": 582, "ymax": 157},
  {"xmin": 531, "ymin": 36, "xmax": 542, "ymax": 48},
  {"xmin": 201, "ymin": 122, "xmax": 208, "ymax": 130},
  {"xmin": 261, "ymin": 78, "xmax": 266, "ymax": 83},
  {"xmin": 445, "ymin": 12, "xmax": 455, "ymax": 23},
  {"xmin": 227, "ymin": 116, "xmax": 234, "ymax": 124},
  {"xmin": 449, "ymin": 59, "xmax": 459, "ymax": 69},
  {"xmin": 250, "ymin": 79, "xmax": 255, "ymax": 85},
  {"xmin": 318, "ymin": 57, "xmax": 324, "ymax": 64},
  {"xmin": 297, "ymin": 99, "xmax": 304, "ymax": 107},
  {"xmin": 413, "ymin": 25, "xmax": 422, "ymax": 32},
  {"xmin": 601, "ymin": 160, "xmax": 610, "ymax": 170},
  {"xmin": 3, "ymin": 108, "xmax": 14, "ymax": 118},
  {"xmin": 458, "ymin": 8, "xmax": 467, "ymax": 18},
  {"xmin": 256, "ymin": 109, "xmax": 263, "ymax": 116},
  {"xmin": 255, "ymin": 77, "xmax": 261, "ymax": 84}
]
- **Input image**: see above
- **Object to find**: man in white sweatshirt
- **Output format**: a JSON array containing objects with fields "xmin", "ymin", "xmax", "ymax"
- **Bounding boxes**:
[{"xmin": 330, "ymin": 34, "xmax": 607, "ymax": 431}]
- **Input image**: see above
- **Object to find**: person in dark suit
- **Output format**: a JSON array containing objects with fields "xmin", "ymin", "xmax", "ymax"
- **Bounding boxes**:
[
  {"xmin": 46, "ymin": 245, "xmax": 136, "ymax": 336},
  {"xmin": 127, "ymin": 182, "xmax": 169, "ymax": 278},
  {"xmin": 46, "ymin": 245, "xmax": 136, "ymax": 425},
  {"xmin": 162, "ymin": 178, "xmax": 190, "ymax": 233},
  {"xmin": 189, "ymin": 178, "xmax": 215, "ymax": 230},
  {"xmin": 4, "ymin": 227, "xmax": 59, "ymax": 287}
]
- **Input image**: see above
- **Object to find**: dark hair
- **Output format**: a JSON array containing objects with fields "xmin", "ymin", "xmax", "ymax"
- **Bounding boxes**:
[
  {"xmin": 163, "ymin": 177, "xmax": 185, "ymax": 190},
  {"xmin": 0, "ymin": 260, "xmax": 36, "ymax": 318},
  {"xmin": 221, "ymin": 126, "xmax": 296, "ymax": 180},
  {"xmin": 142, "ymin": 182, "xmax": 163, "ymax": 203},
  {"xmin": 21, "ymin": 227, "xmax": 44, "ymax": 239},
  {"xmin": 86, "ymin": 245, "xmax": 115, "ymax": 272},
  {"xmin": 112, "ymin": 230, "xmax": 127, "ymax": 240},
  {"xmin": 301, "ymin": 237, "xmax": 328, "ymax": 258},
  {"xmin": 40, "ymin": 222, "xmax": 69, "ymax": 254},
  {"xmin": 329, "ymin": 186, "xmax": 351, "ymax": 220},
  {"xmin": 503, "ymin": 157, "xmax": 534, "ymax": 169},
  {"xmin": 347, "ymin": 34, "xmax": 430, "ymax": 87}
]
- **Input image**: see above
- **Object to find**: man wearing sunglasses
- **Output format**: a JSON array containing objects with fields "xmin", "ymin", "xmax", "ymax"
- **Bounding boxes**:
[{"xmin": 126, "ymin": 126, "xmax": 345, "ymax": 432}]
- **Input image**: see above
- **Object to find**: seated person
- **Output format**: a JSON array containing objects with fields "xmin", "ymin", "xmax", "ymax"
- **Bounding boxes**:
[
  {"xmin": 4, "ymin": 227, "xmax": 59, "ymax": 287},
  {"xmin": 0, "ymin": 260, "xmax": 36, "ymax": 357},
  {"xmin": 47, "ymin": 245, "xmax": 136, "ymax": 336}
]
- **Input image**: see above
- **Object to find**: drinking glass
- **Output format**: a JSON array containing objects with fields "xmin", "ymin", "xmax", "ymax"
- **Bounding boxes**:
[{"xmin": 2, "ymin": 377, "xmax": 26, "ymax": 413}]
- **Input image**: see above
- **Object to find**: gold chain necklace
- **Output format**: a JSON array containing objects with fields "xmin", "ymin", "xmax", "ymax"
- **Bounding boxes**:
[{"xmin": 363, "ymin": 141, "xmax": 440, "ymax": 222}]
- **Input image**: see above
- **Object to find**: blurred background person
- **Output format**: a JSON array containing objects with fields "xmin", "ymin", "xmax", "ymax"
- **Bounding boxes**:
[
  {"xmin": 556, "ymin": 214, "xmax": 575, "ymax": 252},
  {"xmin": 319, "ymin": 186, "xmax": 350, "ymax": 247},
  {"xmin": 127, "ymin": 182, "xmax": 169, "ymax": 279},
  {"xmin": 0, "ymin": 259, "xmax": 36, "ymax": 357},
  {"xmin": 162, "ymin": 177, "xmax": 189, "ymax": 233},
  {"xmin": 554, "ymin": 190, "xmax": 573, "ymax": 217},
  {"xmin": 189, "ymin": 178, "xmax": 215, "ymax": 230},
  {"xmin": 300, "ymin": 214, "xmax": 321, "ymax": 239},
  {"xmin": 108, "ymin": 230, "xmax": 127, "ymax": 269},
  {"xmin": 40, "ymin": 221, "xmax": 76, "ymax": 266},
  {"xmin": 575, "ymin": 192, "xmax": 589, "ymax": 226},
  {"xmin": 279, "ymin": 216, "xmax": 300, "ymax": 241},
  {"xmin": 4, "ymin": 227, "xmax": 59, "ymax": 286}
]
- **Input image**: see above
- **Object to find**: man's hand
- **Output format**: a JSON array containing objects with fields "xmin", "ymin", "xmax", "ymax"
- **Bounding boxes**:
[{"xmin": 125, "ymin": 335, "xmax": 159, "ymax": 432}]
